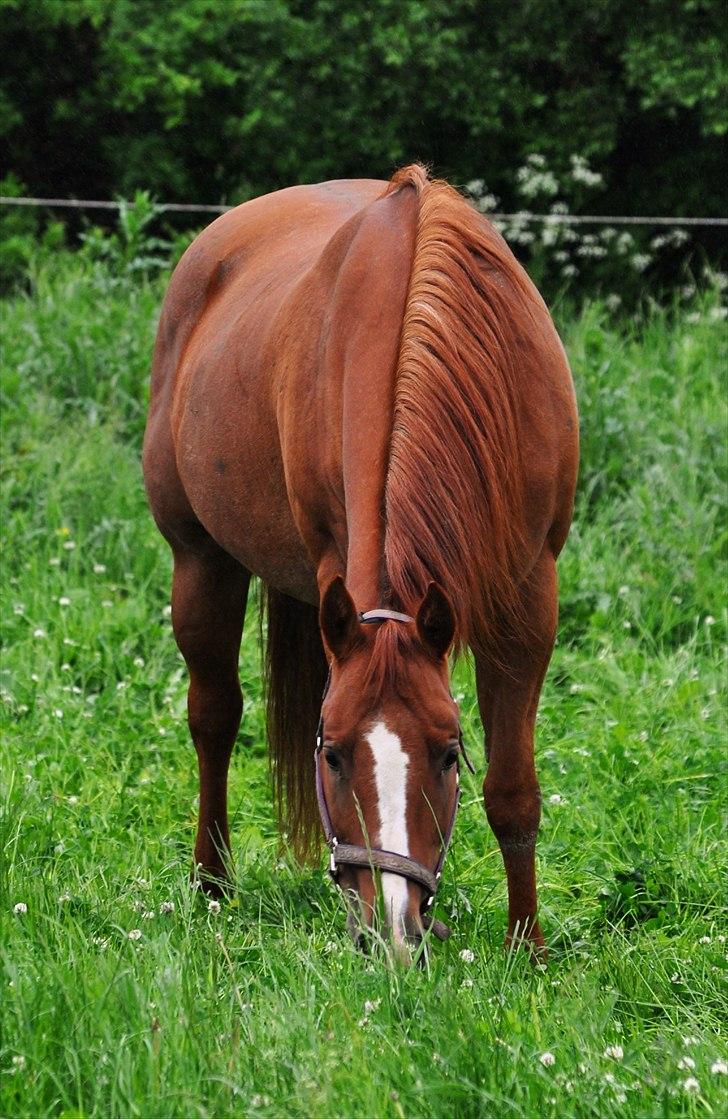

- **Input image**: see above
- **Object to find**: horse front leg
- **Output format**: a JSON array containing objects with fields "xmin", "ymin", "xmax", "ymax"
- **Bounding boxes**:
[
  {"xmin": 475, "ymin": 550, "xmax": 558, "ymax": 957},
  {"xmin": 171, "ymin": 542, "xmax": 250, "ymax": 893}
]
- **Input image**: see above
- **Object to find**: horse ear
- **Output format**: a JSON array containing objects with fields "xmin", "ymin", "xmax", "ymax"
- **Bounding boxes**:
[
  {"xmin": 416, "ymin": 582, "xmax": 456, "ymax": 660},
  {"xmin": 320, "ymin": 576, "xmax": 361, "ymax": 660}
]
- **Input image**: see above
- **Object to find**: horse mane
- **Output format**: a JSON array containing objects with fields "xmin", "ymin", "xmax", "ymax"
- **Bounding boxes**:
[{"xmin": 381, "ymin": 164, "xmax": 538, "ymax": 657}]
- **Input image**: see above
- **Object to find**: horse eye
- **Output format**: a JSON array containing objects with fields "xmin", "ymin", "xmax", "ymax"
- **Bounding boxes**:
[
  {"xmin": 442, "ymin": 747, "xmax": 460, "ymax": 772},
  {"xmin": 324, "ymin": 749, "xmax": 341, "ymax": 772}
]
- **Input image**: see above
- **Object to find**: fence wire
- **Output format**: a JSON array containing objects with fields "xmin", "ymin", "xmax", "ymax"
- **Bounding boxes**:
[{"xmin": 1, "ymin": 195, "xmax": 727, "ymax": 226}]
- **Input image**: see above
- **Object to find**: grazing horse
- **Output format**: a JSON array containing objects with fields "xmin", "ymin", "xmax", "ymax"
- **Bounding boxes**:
[{"xmin": 143, "ymin": 164, "xmax": 578, "ymax": 959}]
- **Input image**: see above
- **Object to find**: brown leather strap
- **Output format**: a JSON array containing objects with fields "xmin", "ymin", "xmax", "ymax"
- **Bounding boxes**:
[{"xmin": 332, "ymin": 843, "xmax": 439, "ymax": 896}]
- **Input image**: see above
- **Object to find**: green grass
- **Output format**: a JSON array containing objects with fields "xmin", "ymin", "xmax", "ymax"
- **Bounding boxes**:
[{"xmin": 1, "ymin": 253, "xmax": 727, "ymax": 1118}]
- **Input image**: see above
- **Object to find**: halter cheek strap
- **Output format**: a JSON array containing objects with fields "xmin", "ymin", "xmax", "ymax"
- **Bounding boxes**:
[{"xmin": 314, "ymin": 608, "xmax": 476, "ymax": 942}]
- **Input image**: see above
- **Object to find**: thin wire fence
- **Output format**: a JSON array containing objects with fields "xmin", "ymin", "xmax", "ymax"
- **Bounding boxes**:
[{"xmin": 1, "ymin": 195, "xmax": 727, "ymax": 226}]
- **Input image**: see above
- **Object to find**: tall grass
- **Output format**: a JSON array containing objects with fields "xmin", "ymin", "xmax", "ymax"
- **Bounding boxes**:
[{"xmin": 1, "ymin": 252, "xmax": 726, "ymax": 1117}]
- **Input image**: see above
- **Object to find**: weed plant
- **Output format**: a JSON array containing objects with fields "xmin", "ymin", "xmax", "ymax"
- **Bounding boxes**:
[{"xmin": 1, "ymin": 247, "xmax": 726, "ymax": 1117}]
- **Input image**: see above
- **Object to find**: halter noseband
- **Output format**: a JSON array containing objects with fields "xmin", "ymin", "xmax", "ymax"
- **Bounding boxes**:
[{"xmin": 314, "ymin": 608, "xmax": 475, "ymax": 942}]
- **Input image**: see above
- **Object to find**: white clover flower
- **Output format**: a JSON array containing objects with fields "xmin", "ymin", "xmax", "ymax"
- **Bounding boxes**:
[
  {"xmin": 92, "ymin": 935, "xmax": 109, "ymax": 948},
  {"xmin": 11, "ymin": 1055, "xmax": 26, "ymax": 1070},
  {"xmin": 93, "ymin": 563, "xmax": 107, "ymax": 574},
  {"xmin": 142, "ymin": 910, "xmax": 155, "ymax": 920},
  {"xmin": 160, "ymin": 901, "xmax": 175, "ymax": 915},
  {"xmin": 711, "ymin": 1059, "xmax": 727, "ymax": 1075},
  {"xmin": 13, "ymin": 902, "xmax": 27, "ymax": 915},
  {"xmin": 704, "ymin": 616, "xmax": 716, "ymax": 627},
  {"xmin": 539, "ymin": 1052, "xmax": 556, "ymax": 1067},
  {"xmin": 63, "ymin": 540, "xmax": 76, "ymax": 550},
  {"xmin": 58, "ymin": 596, "xmax": 71, "ymax": 607},
  {"xmin": 548, "ymin": 794, "xmax": 564, "ymax": 805},
  {"xmin": 53, "ymin": 709, "xmax": 63, "ymax": 719},
  {"xmin": 604, "ymin": 1045, "xmax": 623, "ymax": 1061},
  {"xmin": 459, "ymin": 948, "xmax": 475, "ymax": 963},
  {"xmin": 461, "ymin": 977, "xmax": 474, "ymax": 989},
  {"xmin": 128, "ymin": 928, "xmax": 142, "ymax": 941},
  {"xmin": 698, "ymin": 936, "xmax": 712, "ymax": 944},
  {"xmin": 49, "ymin": 556, "xmax": 61, "ymax": 566},
  {"xmin": 133, "ymin": 656, "xmax": 145, "ymax": 668},
  {"xmin": 33, "ymin": 628, "xmax": 46, "ymax": 639},
  {"xmin": 208, "ymin": 899, "xmax": 221, "ymax": 914},
  {"xmin": 67, "ymin": 795, "xmax": 78, "ymax": 805},
  {"xmin": 682, "ymin": 1077, "xmax": 700, "ymax": 1093},
  {"xmin": 682, "ymin": 1036, "xmax": 699, "ymax": 1047},
  {"xmin": 58, "ymin": 892, "xmax": 71, "ymax": 903},
  {"xmin": 678, "ymin": 1056, "xmax": 696, "ymax": 1071},
  {"xmin": 364, "ymin": 998, "xmax": 381, "ymax": 1014},
  {"xmin": 323, "ymin": 939, "xmax": 338, "ymax": 954}
]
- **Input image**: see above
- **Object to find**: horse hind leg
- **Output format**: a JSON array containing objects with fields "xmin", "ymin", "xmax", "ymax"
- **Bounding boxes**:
[
  {"xmin": 475, "ymin": 549, "xmax": 558, "ymax": 957},
  {"xmin": 171, "ymin": 540, "xmax": 251, "ymax": 893}
]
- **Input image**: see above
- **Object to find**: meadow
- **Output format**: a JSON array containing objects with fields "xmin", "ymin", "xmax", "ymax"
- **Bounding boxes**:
[{"xmin": 1, "ymin": 245, "xmax": 726, "ymax": 1118}]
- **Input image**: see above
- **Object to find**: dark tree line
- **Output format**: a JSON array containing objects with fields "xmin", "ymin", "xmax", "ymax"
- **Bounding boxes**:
[{"xmin": 1, "ymin": 0, "xmax": 726, "ymax": 222}]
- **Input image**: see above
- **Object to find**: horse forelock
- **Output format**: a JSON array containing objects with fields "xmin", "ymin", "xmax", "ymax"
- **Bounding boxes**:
[{"xmin": 382, "ymin": 164, "xmax": 537, "ymax": 658}]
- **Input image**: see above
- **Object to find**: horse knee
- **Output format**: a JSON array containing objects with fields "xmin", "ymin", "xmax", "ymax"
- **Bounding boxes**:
[
  {"xmin": 187, "ymin": 677, "xmax": 242, "ymax": 753},
  {"xmin": 483, "ymin": 781, "xmax": 541, "ymax": 851}
]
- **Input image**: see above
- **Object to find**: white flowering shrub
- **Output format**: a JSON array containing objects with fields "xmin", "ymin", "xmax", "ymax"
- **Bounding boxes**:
[{"xmin": 465, "ymin": 154, "xmax": 721, "ymax": 306}]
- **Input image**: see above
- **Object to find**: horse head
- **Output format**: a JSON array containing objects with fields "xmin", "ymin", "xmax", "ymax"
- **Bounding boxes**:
[{"xmin": 316, "ymin": 576, "xmax": 468, "ymax": 960}]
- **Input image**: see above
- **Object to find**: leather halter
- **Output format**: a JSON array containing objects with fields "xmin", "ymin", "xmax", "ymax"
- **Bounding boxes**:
[{"xmin": 314, "ymin": 608, "xmax": 475, "ymax": 941}]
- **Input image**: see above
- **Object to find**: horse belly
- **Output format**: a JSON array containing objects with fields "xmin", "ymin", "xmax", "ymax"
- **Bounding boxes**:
[{"xmin": 172, "ymin": 345, "xmax": 318, "ymax": 604}]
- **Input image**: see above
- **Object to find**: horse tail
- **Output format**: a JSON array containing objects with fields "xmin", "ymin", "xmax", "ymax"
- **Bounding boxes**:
[
  {"xmin": 383, "ymin": 163, "xmax": 542, "ymax": 658},
  {"xmin": 261, "ymin": 584, "xmax": 328, "ymax": 863}
]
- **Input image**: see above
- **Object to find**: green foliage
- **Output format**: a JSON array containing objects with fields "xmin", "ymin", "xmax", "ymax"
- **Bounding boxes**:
[
  {"xmin": 1, "ymin": 252, "xmax": 727, "ymax": 1117},
  {"xmin": 1, "ymin": 0, "xmax": 725, "ymax": 224}
]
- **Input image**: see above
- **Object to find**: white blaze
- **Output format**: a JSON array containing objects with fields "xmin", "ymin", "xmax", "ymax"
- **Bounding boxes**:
[{"xmin": 366, "ymin": 720, "xmax": 410, "ymax": 939}]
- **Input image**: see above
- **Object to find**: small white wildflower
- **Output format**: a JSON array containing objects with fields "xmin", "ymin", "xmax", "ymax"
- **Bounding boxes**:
[
  {"xmin": 63, "ymin": 540, "xmax": 76, "ymax": 550},
  {"xmin": 53, "ymin": 708, "xmax": 63, "ymax": 719},
  {"xmin": 638, "ymin": 730, "xmax": 648, "ymax": 742},
  {"xmin": 133, "ymin": 656, "xmax": 145, "ymax": 668},
  {"xmin": 682, "ymin": 1036, "xmax": 699, "ymax": 1047},
  {"xmin": 461, "ymin": 977, "xmax": 474, "ymax": 989},
  {"xmin": 142, "ymin": 910, "xmax": 155, "ymax": 920},
  {"xmin": 548, "ymin": 794, "xmax": 564, "ymax": 805},
  {"xmin": 208, "ymin": 899, "xmax": 221, "ymax": 914},
  {"xmin": 67, "ymin": 795, "xmax": 78, "ymax": 805},
  {"xmin": 605, "ymin": 293, "xmax": 622, "ymax": 312},
  {"xmin": 13, "ymin": 902, "xmax": 28, "ymax": 915},
  {"xmin": 704, "ymin": 616, "xmax": 716, "ymax": 627},
  {"xmin": 364, "ymin": 998, "xmax": 381, "ymax": 1014},
  {"xmin": 323, "ymin": 939, "xmax": 338, "ymax": 954},
  {"xmin": 540, "ymin": 1051, "xmax": 556, "ymax": 1067},
  {"xmin": 102, "ymin": 600, "xmax": 113, "ymax": 608},
  {"xmin": 33, "ymin": 628, "xmax": 46, "ymax": 639},
  {"xmin": 682, "ymin": 1077, "xmax": 700, "ymax": 1093},
  {"xmin": 670, "ymin": 973, "xmax": 681, "ymax": 984},
  {"xmin": 710, "ymin": 1059, "xmax": 727, "ymax": 1075},
  {"xmin": 58, "ymin": 596, "xmax": 71, "ymax": 607},
  {"xmin": 127, "ymin": 928, "xmax": 142, "ymax": 941},
  {"xmin": 678, "ymin": 1056, "xmax": 696, "ymax": 1071},
  {"xmin": 13, "ymin": 603, "xmax": 25, "ymax": 615},
  {"xmin": 459, "ymin": 948, "xmax": 475, "ymax": 963},
  {"xmin": 604, "ymin": 1045, "xmax": 623, "ymax": 1060},
  {"xmin": 698, "ymin": 936, "xmax": 711, "ymax": 945},
  {"xmin": 250, "ymin": 1095, "xmax": 271, "ymax": 1108},
  {"xmin": 58, "ymin": 892, "xmax": 71, "ymax": 903},
  {"xmin": 91, "ymin": 935, "xmax": 108, "ymax": 948},
  {"xmin": 623, "ymin": 620, "xmax": 632, "ymax": 629},
  {"xmin": 93, "ymin": 563, "xmax": 107, "ymax": 574},
  {"xmin": 160, "ymin": 901, "xmax": 175, "ymax": 915},
  {"xmin": 717, "ymin": 935, "xmax": 726, "ymax": 943},
  {"xmin": 618, "ymin": 585, "xmax": 629, "ymax": 596},
  {"xmin": 11, "ymin": 1055, "xmax": 26, "ymax": 1070},
  {"xmin": 709, "ymin": 306, "xmax": 727, "ymax": 321},
  {"xmin": 162, "ymin": 604, "xmax": 172, "ymax": 617},
  {"xmin": 49, "ymin": 556, "xmax": 61, "ymax": 566}
]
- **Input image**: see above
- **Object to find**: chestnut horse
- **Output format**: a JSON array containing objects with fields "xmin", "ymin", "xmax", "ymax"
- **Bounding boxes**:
[{"xmin": 143, "ymin": 164, "xmax": 578, "ymax": 958}]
